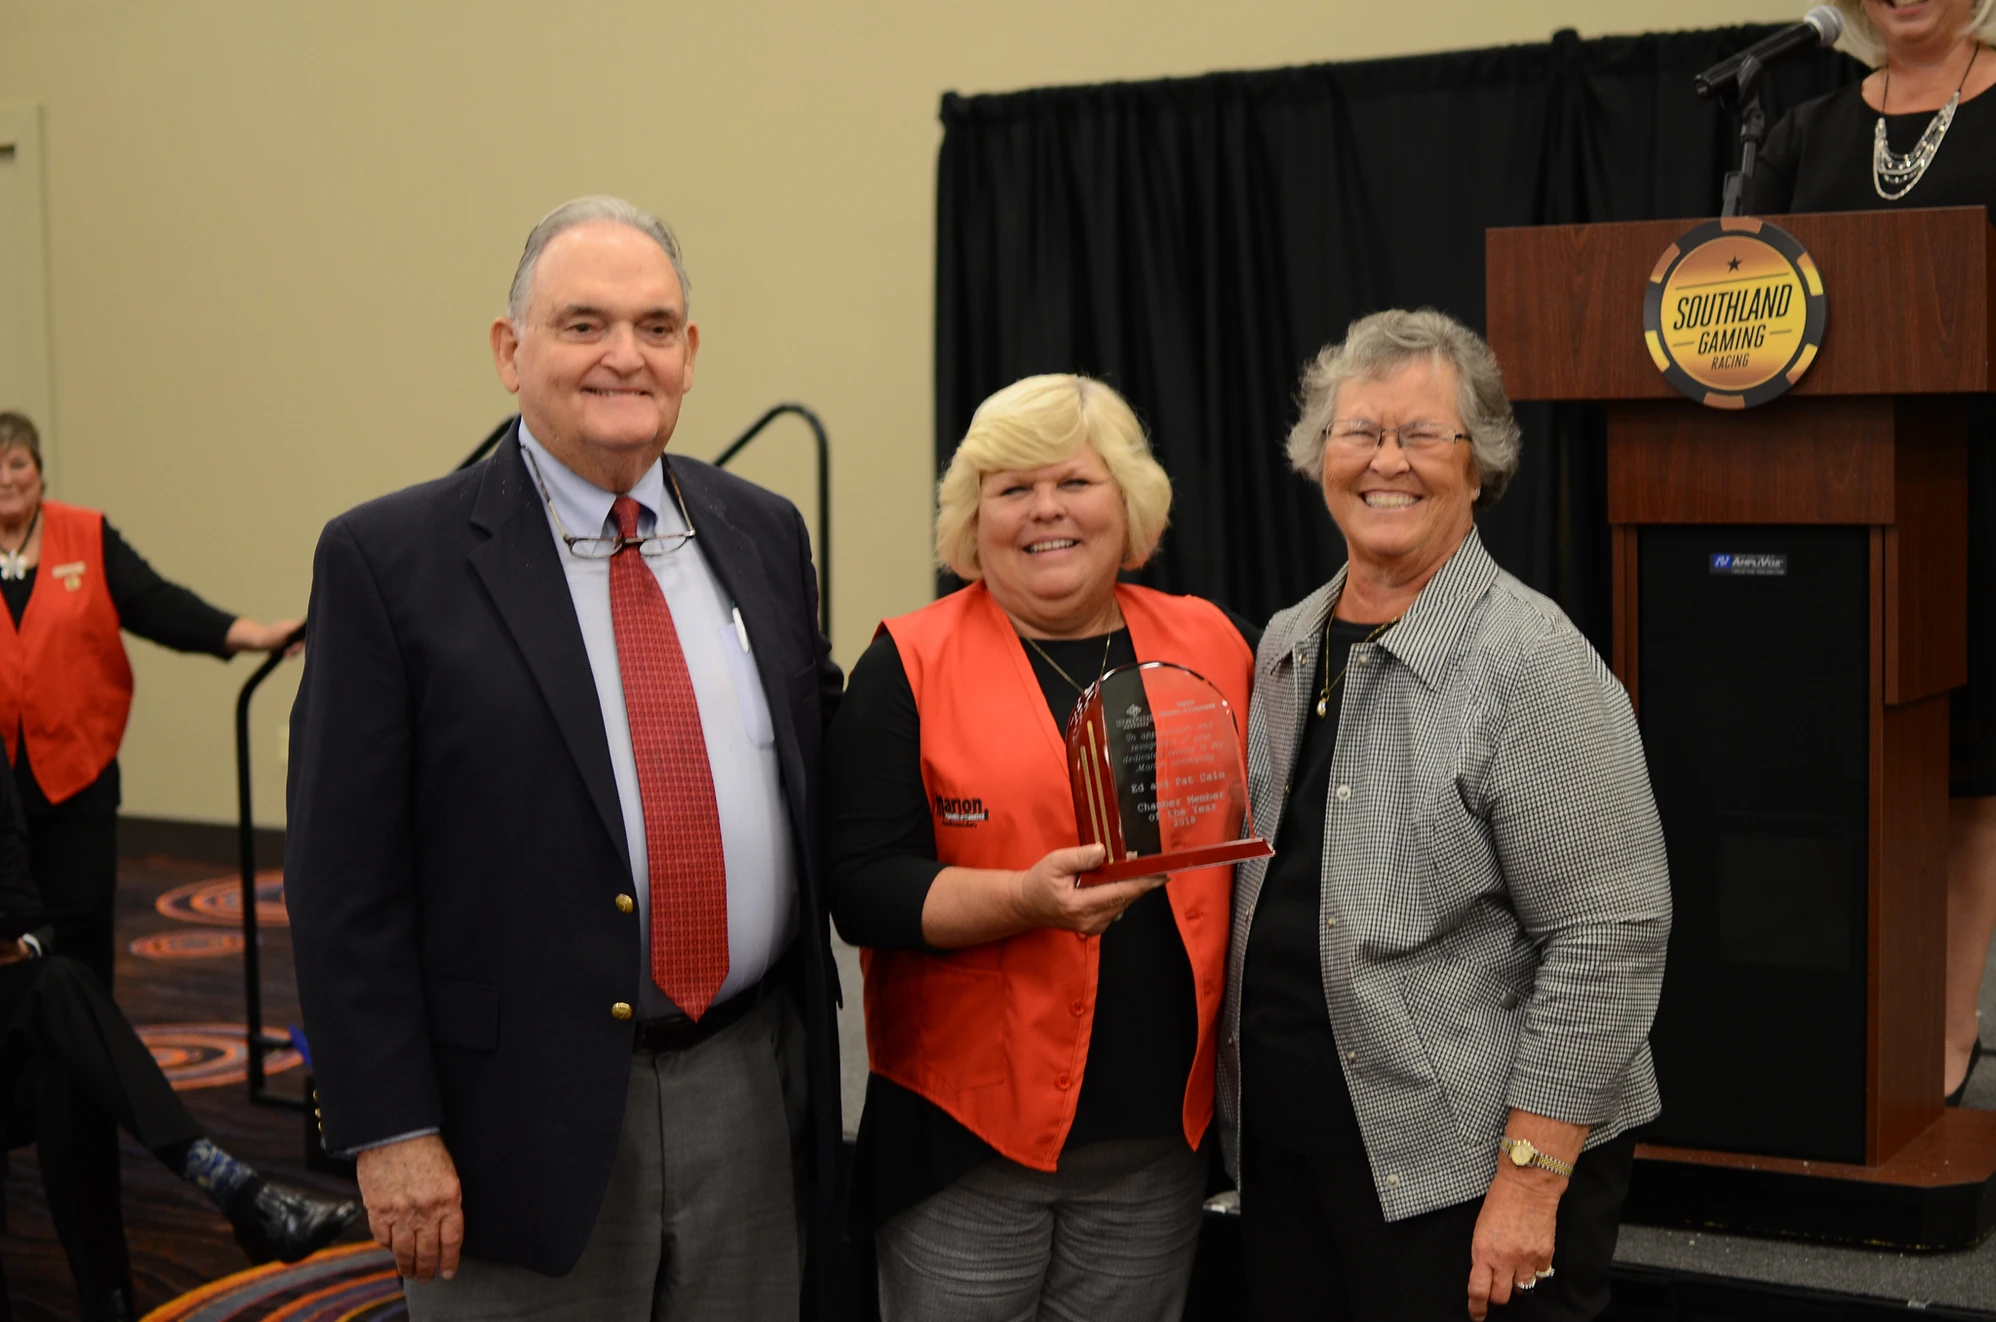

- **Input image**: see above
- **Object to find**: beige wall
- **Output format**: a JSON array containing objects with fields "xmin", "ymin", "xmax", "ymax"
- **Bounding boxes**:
[{"xmin": 0, "ymin": 0, "xmax": 1801, "ymax": 827}]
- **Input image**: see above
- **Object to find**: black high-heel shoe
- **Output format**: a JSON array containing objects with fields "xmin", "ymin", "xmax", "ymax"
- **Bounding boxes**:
[{"xmin": 1946, "ymin": 1038, "xmax": 1986, "ymax": 1107}]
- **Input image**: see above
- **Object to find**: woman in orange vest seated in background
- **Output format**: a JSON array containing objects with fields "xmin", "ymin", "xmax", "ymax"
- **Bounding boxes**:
[
  {"xmin": 827, "ymin": 375, "xmax": 1257, "ymax": 1319},
  {"xmin": 0, "ymin": 412, "xmax": 300, "ymax": 986}
]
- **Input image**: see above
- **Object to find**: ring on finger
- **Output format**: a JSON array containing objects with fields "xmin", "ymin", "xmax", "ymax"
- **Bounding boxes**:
[
  {"xmin": 1516, "ymin": 1278, "xmax": 1537, "ymax": 1290},
  {"xmin": 1536, "ymin": 1267, "xmax": 1555, "ymax": 1280}
]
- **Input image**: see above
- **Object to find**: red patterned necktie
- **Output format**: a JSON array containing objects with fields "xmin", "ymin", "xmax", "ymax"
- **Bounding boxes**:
[{"xmin": 608, "ymin": 495, "xmax": 729, "ymax": 1020}]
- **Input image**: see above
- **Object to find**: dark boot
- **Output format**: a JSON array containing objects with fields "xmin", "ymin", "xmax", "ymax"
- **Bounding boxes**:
[{"xmin": 227, "ymin": 1178, "xmax": 363, "ymax": 1264}]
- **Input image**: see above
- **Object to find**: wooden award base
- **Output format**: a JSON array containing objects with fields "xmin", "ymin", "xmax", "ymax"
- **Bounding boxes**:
[{"xmin": 1078, "ymin": 838, "xmax": 1274, "ymax": 887}]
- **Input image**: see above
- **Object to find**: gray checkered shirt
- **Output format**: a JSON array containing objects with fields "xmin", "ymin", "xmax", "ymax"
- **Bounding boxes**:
[{"xmin": 1217, "ymin": 528, "xmax": 1670, "ymax": 1220}]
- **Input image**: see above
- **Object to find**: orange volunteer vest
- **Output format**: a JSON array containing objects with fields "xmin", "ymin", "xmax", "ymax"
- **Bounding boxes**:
[
  {"xmin": 868, "ymin": 581, "xmax": 1253, "ymax": 1171},
  {"xmin": 0, "ymin": 502, "xmax": 133, "ymax": 804}
]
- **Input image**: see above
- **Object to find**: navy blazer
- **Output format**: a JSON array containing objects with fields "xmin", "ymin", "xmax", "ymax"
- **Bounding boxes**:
[{"xmin": 285, "ymin": 428, "xmax": 843, "ymax": 1282}]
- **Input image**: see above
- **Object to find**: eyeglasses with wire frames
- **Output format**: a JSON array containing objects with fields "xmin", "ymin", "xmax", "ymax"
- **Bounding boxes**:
[
  {"xmin": 521, "ymin": 445, "xmax": 698, "ymax": 559},
  {"xmin": 1324, "ymin": 420, "xmax": 1470, "ymax": 455}
]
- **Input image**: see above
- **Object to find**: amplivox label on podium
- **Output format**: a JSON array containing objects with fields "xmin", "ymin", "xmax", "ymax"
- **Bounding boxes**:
[
  {"xmin": 1643, "ymin": 216, "xmax": 1826, "ymax": 410},
  {"xmin": 1710, "ymin": 553, "xmax": 1789, "ymax": 577}
]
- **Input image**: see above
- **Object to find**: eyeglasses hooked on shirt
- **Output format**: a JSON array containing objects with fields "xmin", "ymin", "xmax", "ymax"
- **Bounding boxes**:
[{"xmin": 521, "ymin": 443, "xmax": 699, "ymax": 560}]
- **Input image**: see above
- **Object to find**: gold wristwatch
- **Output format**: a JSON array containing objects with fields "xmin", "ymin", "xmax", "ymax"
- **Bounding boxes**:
[{"xmin": 1498, "ymin": 1137, "xmax": 1574, "ymax": 1178}]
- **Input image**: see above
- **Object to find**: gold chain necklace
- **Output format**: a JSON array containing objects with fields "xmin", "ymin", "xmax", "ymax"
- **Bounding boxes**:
[
  {"xmin": 1022, "ymin": 632, "xmax": 1114, "ymax": 696},
  {"xmin": 1316, "ymin": 617, "xmax": 1400, "ymax": 718}
]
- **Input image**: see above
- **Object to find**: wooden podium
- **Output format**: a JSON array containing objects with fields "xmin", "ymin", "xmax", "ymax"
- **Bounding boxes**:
[{"xmin": 1487, "ymin": 208, "xmax": 1996, "ymax": 1248}]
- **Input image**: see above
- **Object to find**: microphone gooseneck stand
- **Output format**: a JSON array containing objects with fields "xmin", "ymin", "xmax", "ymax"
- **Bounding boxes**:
[
  {"xmin": 1719, "ymin": 54, "xmax": 1768, "ymax": 218},
  {"xmin": 1696, "ymin": 7, "xmax": 1843, "ymax": 214}
]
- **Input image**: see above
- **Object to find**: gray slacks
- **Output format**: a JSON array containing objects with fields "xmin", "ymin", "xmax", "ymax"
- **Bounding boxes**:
[
  {"xmin": 403, "ymin": 988, "xmax": 808, "ymax": 1322},
  {"xmin": 875, "ymin": 1135, "xmax": 1207, "ymax": 1322}
]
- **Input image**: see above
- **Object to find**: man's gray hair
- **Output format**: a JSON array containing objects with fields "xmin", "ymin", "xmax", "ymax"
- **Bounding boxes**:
[
  {"xmin": 1284, "ymin": 308, "xmax": 1522, "ymax": 508},
  {"xmin": 506, "ymin": 196, "xmax": 692, "ymax": 323}
]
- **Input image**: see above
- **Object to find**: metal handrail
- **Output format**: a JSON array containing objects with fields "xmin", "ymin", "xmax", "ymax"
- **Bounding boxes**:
[
  {"xmin": 711, "ymin": 404, "xmax": 832, "ymax": 639},
  {"xmin": 238, "ymin": 624, "xmax": 308, "ymax": 1109},
  {"xmin": 237, "ymin": 405, "xmax": 831, "ymax": 1108},
  {"xmin": 456, "ymin": 416, "xmax": 513, "ymax": 471}
]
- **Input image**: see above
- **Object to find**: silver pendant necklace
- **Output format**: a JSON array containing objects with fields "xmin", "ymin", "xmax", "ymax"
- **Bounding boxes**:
[
  {"xmin": 1874, "ymin": 44, "xmax": 1981, "ymax": 201},
  {"xmin": 0, "ymin": 506, "xmax": 40, "ymax": 582}
]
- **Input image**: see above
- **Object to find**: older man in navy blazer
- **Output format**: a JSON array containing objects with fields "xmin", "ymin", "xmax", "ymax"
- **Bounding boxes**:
[{"xmin": 286, "ymin": 196, "xmax": 842, "ymax": 1320}]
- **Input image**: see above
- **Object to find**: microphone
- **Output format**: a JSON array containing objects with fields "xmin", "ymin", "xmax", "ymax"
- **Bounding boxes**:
[{"xmin": 1696, "ymin": 6, "xmax": 1844, "ymax": 100}]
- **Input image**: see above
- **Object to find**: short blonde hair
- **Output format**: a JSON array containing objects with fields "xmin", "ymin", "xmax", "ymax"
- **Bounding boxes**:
[
  {"xmin": 934, "ymin": 375, "xmax": 1172, "ymax": 580},
  {"xmin": 1830, "ymin": 0, "xmax": 1996, "ymax": 66}
]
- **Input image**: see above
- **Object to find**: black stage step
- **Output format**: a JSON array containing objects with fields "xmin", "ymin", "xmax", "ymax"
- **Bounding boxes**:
[
  {"xmin": 1607, "ymin": 1263, "xmax": 1996, "ymax": 1321},
  {"xmin": 1177, "ymin": 1208, "xmax": 1996, "ymax": 1322}
]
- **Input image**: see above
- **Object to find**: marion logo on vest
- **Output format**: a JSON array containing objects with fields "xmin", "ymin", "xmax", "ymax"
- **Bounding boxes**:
[{"xmin": 933, "ymin": 793, "xmax": 989, "ymax": 827}]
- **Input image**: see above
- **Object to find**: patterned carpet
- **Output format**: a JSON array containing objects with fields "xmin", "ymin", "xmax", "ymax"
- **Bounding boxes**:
[
  {"xmin": 133, "ymin": 1024, "xmax": 302, "ymax": 1093},
  {"xmin": 153, "ymin": 873, "xmax": 289, "ymax": 930},
  {"xmin": 0, "ymin": 852, "xmax": 371, "ymax": 1320},
  {"xmin": 141, "ymin": 1245, "xmax": 403, "ymax": 1322}
]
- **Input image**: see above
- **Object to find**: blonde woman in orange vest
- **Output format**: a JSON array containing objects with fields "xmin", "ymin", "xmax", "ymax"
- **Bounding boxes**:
[
  {"xmin": 0, "ymin": 413, "xmax": 300, "ymax": 987},
  {"xmin": 827, "ymin": 375, "xmax": 1257, "ymax": 1320}
]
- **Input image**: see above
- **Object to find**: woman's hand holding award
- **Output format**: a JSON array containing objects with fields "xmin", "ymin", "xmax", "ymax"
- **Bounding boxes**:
[{"xmin": 1066, "ymin": 662, "xmax": 1273, "ymax": 886}]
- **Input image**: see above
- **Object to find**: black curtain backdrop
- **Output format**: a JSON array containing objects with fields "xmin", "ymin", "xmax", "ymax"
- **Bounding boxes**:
[{"xmin": 935, "ymin": 26, "xmax": 1862, "ymax": 645}]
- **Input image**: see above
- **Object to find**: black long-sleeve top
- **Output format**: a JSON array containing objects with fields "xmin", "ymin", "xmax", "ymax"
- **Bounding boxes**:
[
  {"xmin": 1239, "ymin": 617, "xmax": 1378, "ymax": 1150},
  {"xmin": 2, "ymin": 519, "xmax": 238, "ymax": 814},
  {"xmin": 0, "ymin": 753, "xmax": 56, "ymax": 952},
  {"xmin": 829, "ymin": 610, "xmax": 1257, "ymax": 1226},
  {"xmin": 1745, "ymin": 81, "xmax": 1996, "ymax": 215}
]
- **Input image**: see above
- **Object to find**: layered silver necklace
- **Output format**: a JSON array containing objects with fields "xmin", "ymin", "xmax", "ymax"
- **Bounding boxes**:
[
  {"xmin": 0, "ymin": 506, "xmax": 39, "ymax": 582},
  {"xmin": 1874, "ymin": 43, "xmax": 1982, "ymax": 201}
]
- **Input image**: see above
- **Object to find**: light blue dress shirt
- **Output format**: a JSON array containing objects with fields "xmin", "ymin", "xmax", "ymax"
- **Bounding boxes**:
[{"xmin": 519, "ymin": 422, "xmax": 799, "ymax": 1019}]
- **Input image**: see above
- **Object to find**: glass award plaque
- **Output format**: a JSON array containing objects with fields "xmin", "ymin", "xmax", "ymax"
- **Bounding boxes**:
[{"xmin": 1066, "ymin": 661, "xmax": 1274, "ymax": 886}]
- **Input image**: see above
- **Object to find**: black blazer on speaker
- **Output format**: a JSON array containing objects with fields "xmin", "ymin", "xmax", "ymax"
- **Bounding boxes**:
[{"xmin": 284, "ymin": 428, "xmax": 843, "ymax": 1278}]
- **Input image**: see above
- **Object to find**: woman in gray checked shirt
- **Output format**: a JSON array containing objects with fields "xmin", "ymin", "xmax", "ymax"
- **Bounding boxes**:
[{"xmin": 1218, "ymin": 309, "xmax": 1671, "ymax": 1322}]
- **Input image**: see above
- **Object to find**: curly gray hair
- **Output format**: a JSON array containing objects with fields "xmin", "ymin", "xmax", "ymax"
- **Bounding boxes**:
[{"xmin": 1284, "ymin": 308, "xmax": 1522, "ymax": 508}]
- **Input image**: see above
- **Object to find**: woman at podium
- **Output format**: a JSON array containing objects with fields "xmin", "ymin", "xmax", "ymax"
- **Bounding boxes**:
[
  {"xmin": 825, "ymin": 375, "xmax": 1256, "ymax": 1319},
  {"xmin": 1217, "ymin": 309, "xmax": 1671, "ymax": 1322},
  {"xmin": 1747, "ymin": 0, "xmax": 1996, "ymax": 1104}
]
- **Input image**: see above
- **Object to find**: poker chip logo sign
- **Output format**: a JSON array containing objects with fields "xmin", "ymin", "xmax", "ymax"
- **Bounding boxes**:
[{"xmin": 1643, "ymin": 216, "xmax": 1826, "ymax": 409}]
